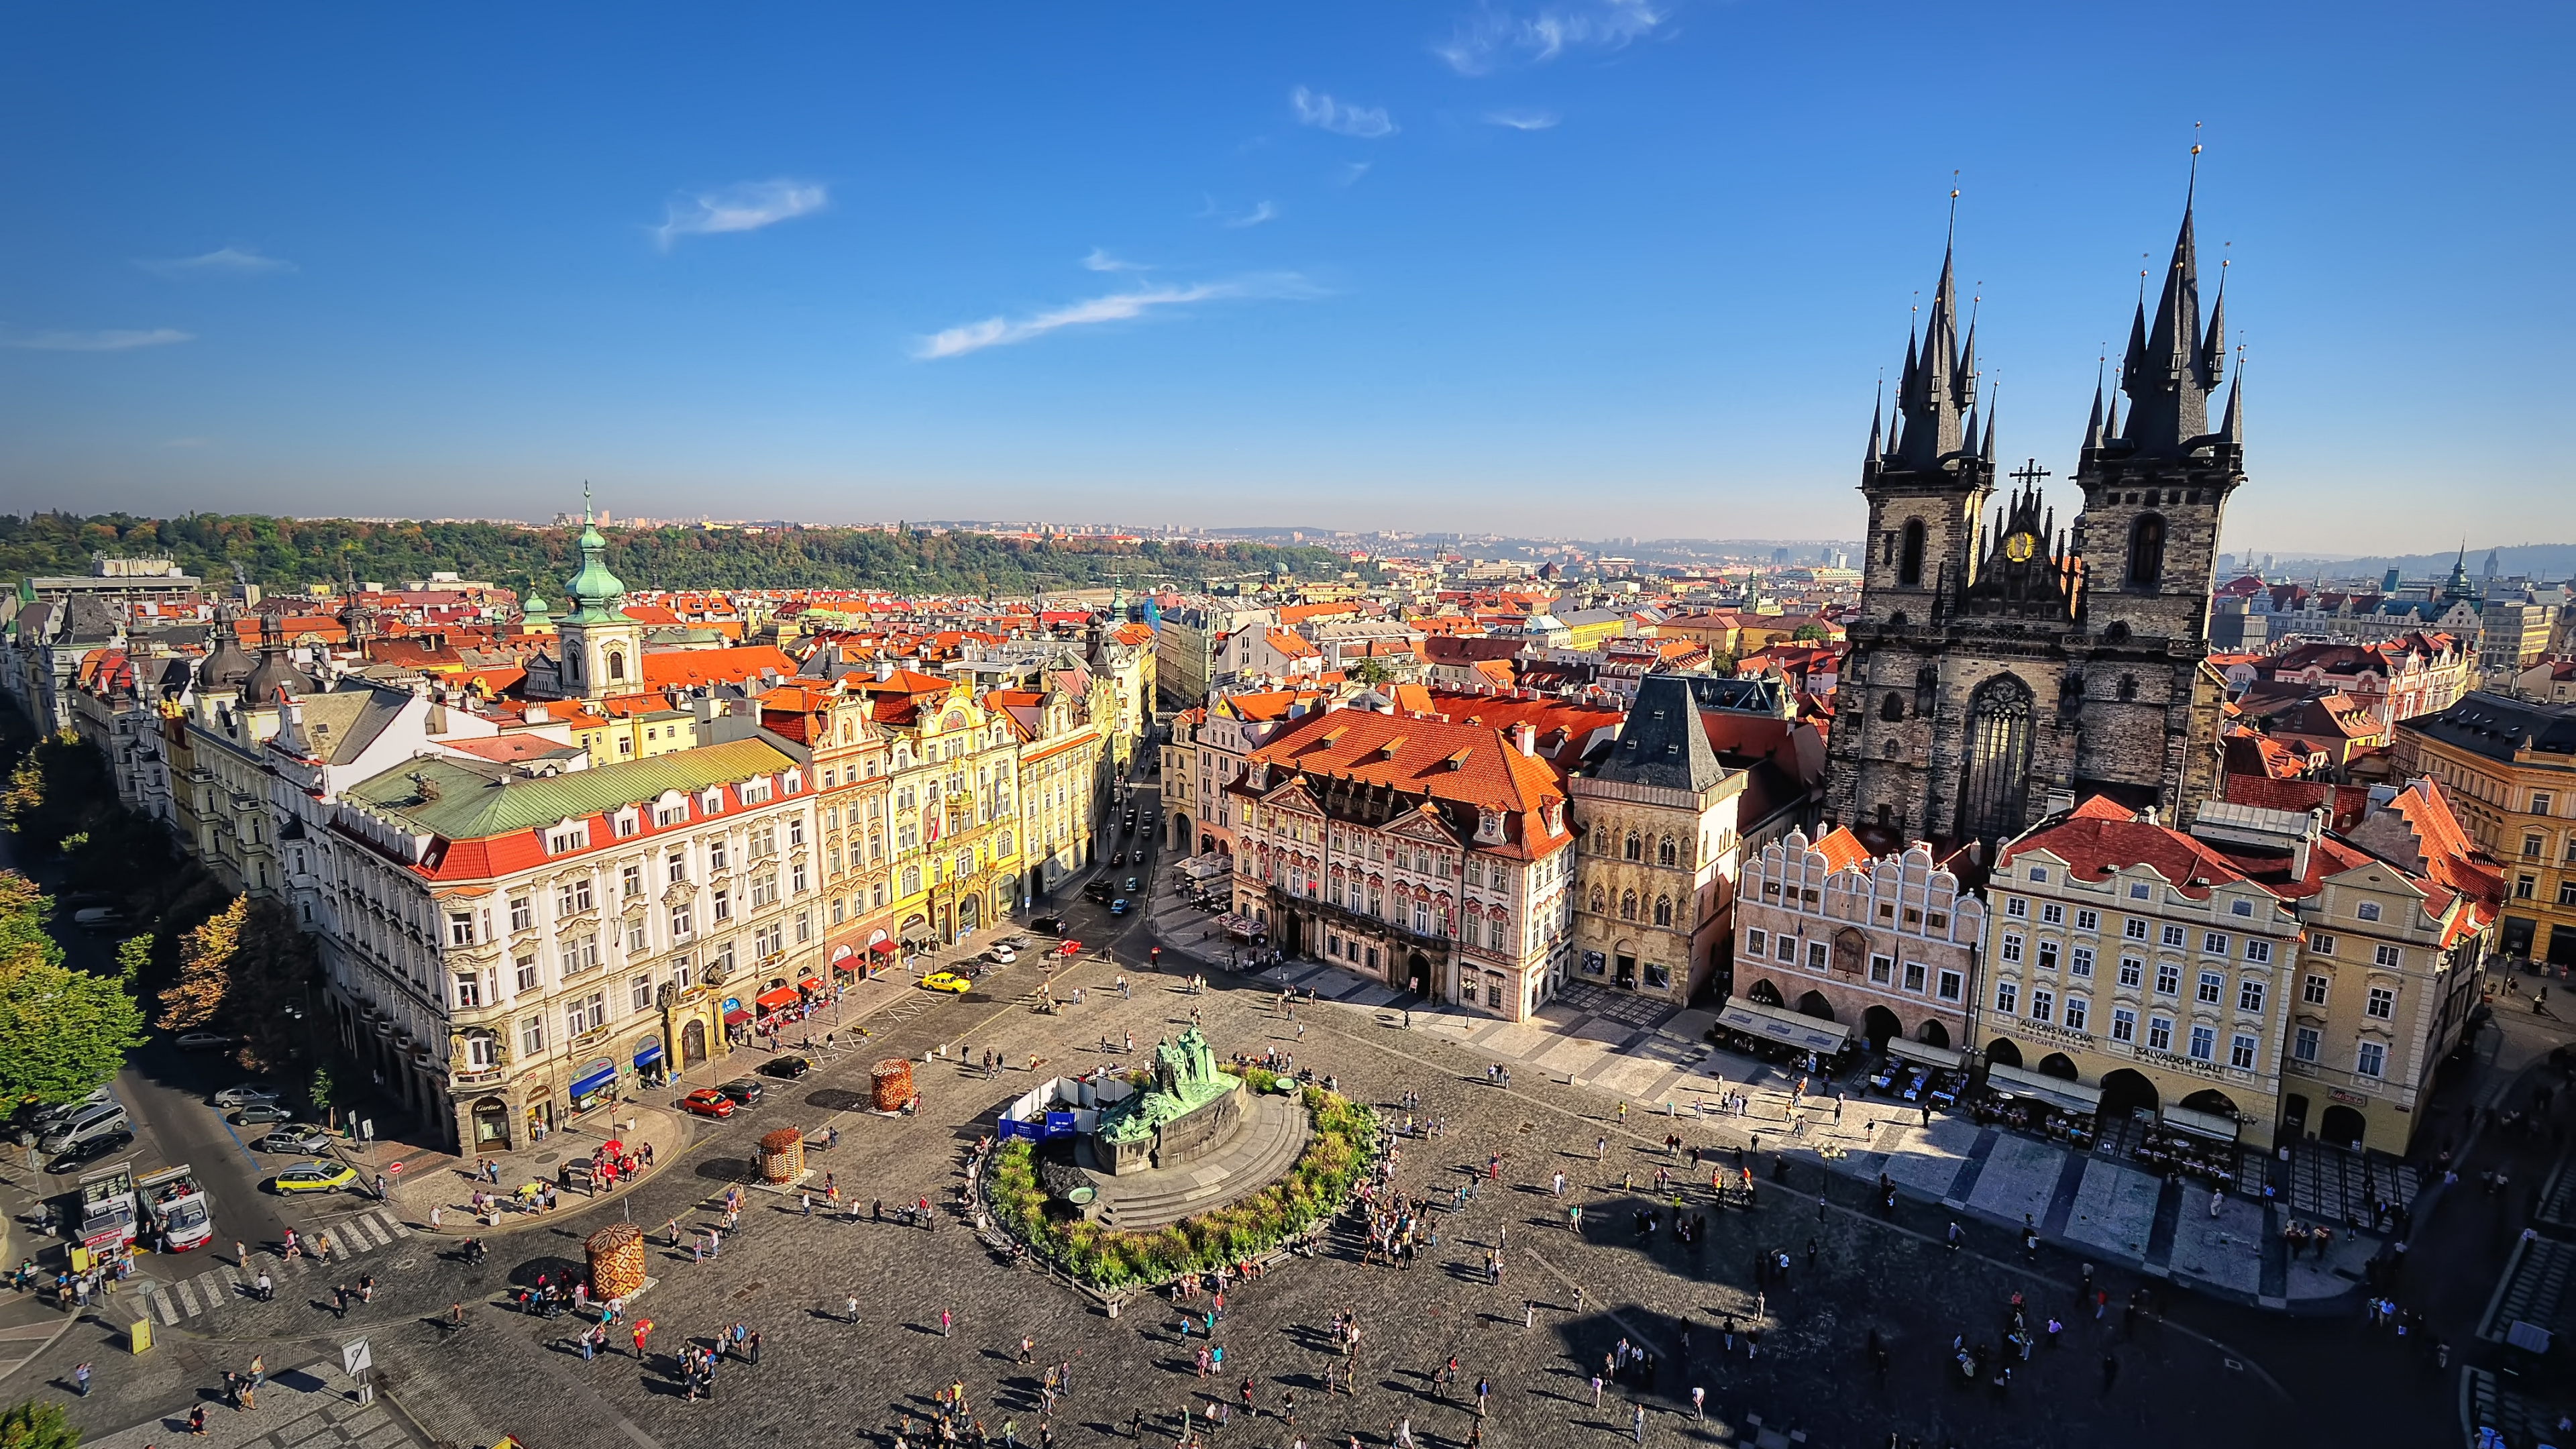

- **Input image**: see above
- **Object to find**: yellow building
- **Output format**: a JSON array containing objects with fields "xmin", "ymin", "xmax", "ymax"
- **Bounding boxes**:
[
  {"xmin": 853, "ymin": 669, "xmax": 1024, "ymax": 946},
  {"xmin": 2396, "ymin": 692, "xmax": 2576, "ymax": 969}
]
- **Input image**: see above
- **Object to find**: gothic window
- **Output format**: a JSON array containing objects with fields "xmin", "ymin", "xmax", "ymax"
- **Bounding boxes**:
[
  {"xmin": 1619, "ymin": 891, "xmax": 1638, "ymax": 921},
  {"xmin": 2127, "ymin": 514, "xmax": 2166, "ymax": 588},
  {"xmin": 1623, "ymin": 832, "xmax": 1642, "ymax": 862},
  {"xmin": 1656, "ymin": 835, "xmax": 1677, "ymax": 867},
  {"xmin": 1592, "ymin": 826, "xmax": 1611, "ymax": 854},
  {"xmin": 1958, "ymin": 674, "xmax": 2037, "ymax": 845},
  {"xmin": 1898, "ymin": 519, "xmax": 1926, "ymax": 587},
  {"xmin": 1652, "ymin": 895, "xmax": 1674, "ymax": 927},
  {"xmin": 2116, "ymin": 674, "xmax": 2139, "ymax": 702},
  {"xmin": 1589, "ymin": 885, "xmax": 1606, "ymax": 914},
  {"xmin": 1914, "ymin": 663, "xmax": 1939, "ymax": 719},
  {"xmin": 1880, "ymin": 692, "xmax": 1905, "ymax": 723}
]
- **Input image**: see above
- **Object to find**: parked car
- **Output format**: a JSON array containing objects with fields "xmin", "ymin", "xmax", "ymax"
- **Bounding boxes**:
[
  {"xmin": 1000, "ymin": 934, "xmax": 1030, "ymax": 950},
  {"xmin": 46, "ymin": 1130, "xmax": 134, "ymax": 1174},
  {"xmin": 70, "ymin": 908, "xmax": 127, "ymax": 930},
  {"xmin": 211, "ymin": 1085, "xmax": 278, "ymax": 1108},
  {"xmin": 759, "ymin": 1055, "xmax": 813, "ymax": 1081},
  {"xmin": 271, "ymin": 1161, "xmax": 359, "ymax": 1195},
  {"xmin": 255, "ymin": 1125, "xmax": 333, "ymax": 1155},
  {"xmin": 31, "ymin": 1086, "xmax": 117, "ymax": 1129},
  {"xmin": 174, "ymin": 1031, "xmax": 231, "ymax": 1051},
  {"xmin": 234, "ymin": 1103, "xmax": 295, "ymax": 1126},
  {"xmin": 919, "ymin": 972, "xmax": 973, "ymax": 994},
  {"xmin": 679, "ymin": 1089, "xmax": 736, "ymax": 1119},
  {"xmin": 1030, "ymin": 915, "xmax": 1066, "ymax": 935},
  {"xmin": 986, "ymin": 945, "xmax": 1017, "ymax": 965},
  {"xmin": 716, "ymin": 1078, "xmax": 765, "ymax": 1106},
  {"xmin": 1082, "ymin": 880, "xmax": 1112, "ymax": 902}
]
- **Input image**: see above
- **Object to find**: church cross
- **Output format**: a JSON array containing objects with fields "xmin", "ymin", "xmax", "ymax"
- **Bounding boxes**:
[{"xmin": 2008, "ymin": 458, "xmax": 2051, "ymax": 490}]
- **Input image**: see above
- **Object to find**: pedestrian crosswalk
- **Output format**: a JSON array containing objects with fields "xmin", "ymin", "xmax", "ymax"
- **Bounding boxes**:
[{"xmin": 144, "ymin": 1205, "xmax": 414, "ymax": 1326}]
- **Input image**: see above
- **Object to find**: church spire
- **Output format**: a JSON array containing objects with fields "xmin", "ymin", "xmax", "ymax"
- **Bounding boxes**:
[
  {"xmin": 2218, "ymin": 362, "xmax": 2243, "ymax": 448},
  {"xmin": 1980, "ymin": 386, "xmax": 1998, "ymax": 462},
  {"xmin": 1864, "ymin": 380, "xmax": 1884, "ymax": 467},
  {"xmin": 1892, "ymin": 194, "xmax": 1973, "ymax": 471},
  {"xmin": 2081, "ymin": 362, "xmax": 2107, "ymax": 455},
  {"xmin": 2121, "ymin": 148, "xmax": 2218, "ymax": 455}
]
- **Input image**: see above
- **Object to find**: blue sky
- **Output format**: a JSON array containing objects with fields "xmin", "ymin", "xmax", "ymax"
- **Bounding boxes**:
[{"xmin": 1, "ymin": 3, "xmax": 2567, "ymax": 555}]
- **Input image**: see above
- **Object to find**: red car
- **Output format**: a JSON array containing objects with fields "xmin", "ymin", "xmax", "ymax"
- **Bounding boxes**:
[{"xmin": 679, "ymin": 1088, "xmax": 736, "ymax": 1119}]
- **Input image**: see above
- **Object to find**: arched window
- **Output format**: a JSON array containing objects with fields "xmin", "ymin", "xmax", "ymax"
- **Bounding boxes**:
[
  {"xmin": 1592, "ymin": 826, "xmax": 1611, "ymax": 854},
  {"xmin": 1915, "ymin": 664, "xmax": 1940, "ymax": 719},
  {"xmin": 2127, "ymin": 514, "xmax": 2166, "ymax": 588},
  {"xmin": 1619, "ymin": 890, "xmax": 1638, "ymax": 921},
  {"xmin": 900, "ymin": 865, "xmax": 921, "ymax": 896},
  {"xmin": 1623, "ymin": 832, "xmax": 1642, "ymax": 862},
  {"xmin": 1880, "ymin": 692, "xmax": 1905, "ymax": 723},
  {"xmin": 1589, "ymin": 885, "xmax": 1607, "ymax": 914},
  {"xmin": 1898, "ymin": 518, "xmax": 1927, "ymax": 586},
  {"xmin": 606, "ymin": 649, "xmax": 627, "ymax": 682},
  {"xmin": 1657, "ymin": 835, "xmax": 1678, "ymax": 867},
  {"xmin": 1652, "ymin": 895, "xmax": 1674, "ymax": 927},
  {"xmin": 1959, "ymin": 674, "xmax": 2037, "ymax": 845}
]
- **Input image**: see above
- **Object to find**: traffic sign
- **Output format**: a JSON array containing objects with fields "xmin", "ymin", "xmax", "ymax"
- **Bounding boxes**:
[
  {"xmin": 386, "ymin": 1161, "xmax": 403, "ymax": 1176},
  {"xmin": 341, "ymin": 1338, "xmax": 372, "ymax": 1379}
]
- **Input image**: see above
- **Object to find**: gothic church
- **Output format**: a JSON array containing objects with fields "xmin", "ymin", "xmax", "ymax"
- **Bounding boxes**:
[{"xmin": 1826, "ymin": 184, "xmax": 2243, "ymax": 853}]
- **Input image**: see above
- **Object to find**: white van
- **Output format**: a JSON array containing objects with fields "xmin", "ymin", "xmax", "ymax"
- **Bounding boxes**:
[
  {"xmin": 39, "ymin": 1102, "xmax": 131, "ymax": 1155},
  {"xmin": 30, "ymin": 1087, "xmax": 118, "ymax": 1131}
]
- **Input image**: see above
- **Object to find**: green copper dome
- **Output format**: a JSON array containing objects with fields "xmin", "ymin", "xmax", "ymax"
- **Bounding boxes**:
[{"xmin": 562, "ymin": 490, "xmax": 627, "ymax": 623}]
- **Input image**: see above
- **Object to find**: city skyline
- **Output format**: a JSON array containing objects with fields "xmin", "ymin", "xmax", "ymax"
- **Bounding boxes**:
[{"xmin": 3, "ymin": 3, "xmax": 2566, "ymax": 553}]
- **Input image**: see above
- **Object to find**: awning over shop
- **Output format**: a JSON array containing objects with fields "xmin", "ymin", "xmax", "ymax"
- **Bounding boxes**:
[
  {"xmin": 1885, "ymin": 1037, "xmax": 1970, "ymax": 1071},
  {"xmin": 2161, "ymin": 1104, "xmax": 2241, "ymax": 1141},
  {"xmin": 1984, "ymin": 1063, "xmax": 2103, "ymax": 1116},
  {"xmin": 797, "ymin": 977, "xmax": 824, "ymax": 993},
  {"xmin": 754, "ymin": 987, "xmax": 800, "ymax": 1011},
  {"xmin": 869, "ymin": 939, "xmax": 901, "ymax": 955},
  {"xmin": 1177, "ymin": 855, "xmax": 1234, "ymax": 882},
  {"xmin": 721, "ymin": 1008, "xmax": 752, "ymax": 1026},
  {"xmin": 569, "ymin": 1061, "xmax": 618, "ymax": 1100},
  {"xmin": 1715, "ymin": 999, "xmax": 1851, "ymax": 1055},
  {"xmin": 632, "ymin": 1041, "xmax": 664, "ymax": 1069}
]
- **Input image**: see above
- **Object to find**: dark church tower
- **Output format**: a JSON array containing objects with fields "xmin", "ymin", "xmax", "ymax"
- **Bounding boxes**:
[{"xmin": 1829, "ymin": 176, "xmax": 2241, "ymax": 855}]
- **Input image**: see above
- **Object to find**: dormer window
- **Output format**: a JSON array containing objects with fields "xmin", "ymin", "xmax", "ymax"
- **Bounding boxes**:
[
  {"xmin": 547, "ymin": 822, "xmax": 590, "ymax": 855},
  {"xmin": 614, "ymin": 810, "xmax": 641, "ymax": 838},
  {"xmin": 702, "ymin": 789, "xmax": 725, "ymax": 816}
]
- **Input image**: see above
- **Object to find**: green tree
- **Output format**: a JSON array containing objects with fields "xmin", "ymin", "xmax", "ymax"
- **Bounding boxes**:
[
  {"xmin": 0, "ymin": 959, "xmax": 147, "ymax": 1108},
  {"xmin": 114, "ymin": 935, "xmax": 150, "ymax": 988},
  {"xmin": 0, "ymin": 874, "xmax": 60, "ymax": 978},
  {"xmin": 0, "ymin": 1398, "xmax": 80, "ymax": 1449},
  {"xmin": 1348, "ymin": 656, "xmax": 1395, "ymax": 686},
  {"xmin": 1791, "ymin": 623, "xmax": 1829, "ymax": 643}
]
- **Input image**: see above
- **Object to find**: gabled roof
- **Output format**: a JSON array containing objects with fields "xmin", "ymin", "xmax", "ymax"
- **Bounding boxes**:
[
  {"xmin": 1590, "ymin": 673, "xmax": 1724, "ymax": 793},
  {"xmin": 637, "ymin": 645, "xmax": 801, "ymax": 692},
  {"xmin": 347, "ymin": 737, "xmax": 800, "ymax": 849}
]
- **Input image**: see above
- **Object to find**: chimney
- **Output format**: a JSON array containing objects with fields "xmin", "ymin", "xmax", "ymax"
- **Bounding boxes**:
[
  {"xmin": 2043, "ymin": 788, "xmax": 2076, "ymax": 818},
  {"xmin": 1512, "ymin": 722, "xmax": 1537, "ymax": 757},
  {"xmin": 525, "ymin": 702, "xmax": 549, "ymax": 724}
]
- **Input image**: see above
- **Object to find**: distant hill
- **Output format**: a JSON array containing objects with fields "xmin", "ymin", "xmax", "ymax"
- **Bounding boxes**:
[
  {"xmin": 2250, "ymin": 544, "xmax": 2576, "ymax": 582},
  {"xmin": 0, "ymin": 513, "xmax": 1352, "ymax": 599}
]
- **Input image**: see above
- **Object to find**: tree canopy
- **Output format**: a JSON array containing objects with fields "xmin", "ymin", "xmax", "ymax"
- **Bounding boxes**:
[
  {"xmin": 156, "ymin": 896, "xmax": 316, "ymax": 1073},
  {"xmin": 0, "ymin": 511, "xmax": 1351, "ymax": 598},
  {"xmin": 0, "ymin": 872, "xmax": 145, "ymax": 1108}
]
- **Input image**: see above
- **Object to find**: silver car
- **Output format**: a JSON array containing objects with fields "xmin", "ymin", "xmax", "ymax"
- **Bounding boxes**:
[
  {"xmin": 255, "ymin": 1124, "xmax": 333, "ymax": 1155},
  {"xmin": 211, "ymin": 1084, "xmax": 278, "ymax": 1108}
]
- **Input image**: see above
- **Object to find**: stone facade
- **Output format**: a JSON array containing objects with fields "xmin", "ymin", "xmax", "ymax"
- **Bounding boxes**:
[
  {"xmin": 1828, "ymin": 200, "xmax": 2236, "ymax": 853},
  {"xmin": 1734, "ymin": 830, "xmax": 1986, "ymax": 1051}
]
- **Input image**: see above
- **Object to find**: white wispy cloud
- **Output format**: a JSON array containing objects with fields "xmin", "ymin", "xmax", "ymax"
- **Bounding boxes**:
[
  {"xmin": 652, "ymin": 178, "xmax": 828, "ymax": 249},
  {"xmin": 1290, "ymin": 87, "xmax": 1397, "ymax": 139},
  {"xmin": 1336, "ymin": 162, "xmax": 1373, "ymax": 186},
  {"xmin": 0, "ymin": 325, "xmax": 194, "ymax": 352},
  {"xmin": 916, "ymin": 274, "xmax": 1317, "ymax": 360},
  {"xmin": 1083, "ymin": 248, "xmax": 1152, "ymax": 272},
  {"xmin": 136, "ymin": 246, "xmax": 296, "ymax": 279},
  {"xmin": 1485, "ymin": 109, "xmax": 1562, "ymax": 130},
  {"xmin": 1222, "ymin": 201, "xmax": 1279, "ymax": 229},
  {"xmin": 1436, "ymin": 0, "xmax": 1665, "ymax": 75}
]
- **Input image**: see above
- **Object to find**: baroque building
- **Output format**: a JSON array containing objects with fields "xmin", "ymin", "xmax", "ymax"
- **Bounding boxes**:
[{"xmin": 1829, "ymin": 186, "xmax": 2241, "ymax": 852}]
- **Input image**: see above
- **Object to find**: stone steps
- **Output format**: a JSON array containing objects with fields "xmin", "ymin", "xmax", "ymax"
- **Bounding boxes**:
[{"xmin": 1095, "ymin": 1095, "xmax": 1312, "ymax": 1231}]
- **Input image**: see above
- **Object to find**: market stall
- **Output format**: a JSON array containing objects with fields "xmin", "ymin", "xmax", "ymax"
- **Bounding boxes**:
[
  {"xmin": 2126, "ymin": 1105, "xmax": 2243, "ymax": 1188},
  {"xmin": 1870, "ymin": 1036, "xmax": 1969, "ymax": 1106}
]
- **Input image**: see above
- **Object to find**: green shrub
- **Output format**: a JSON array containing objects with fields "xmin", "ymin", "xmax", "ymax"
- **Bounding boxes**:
[{"xmin": 983, "ymin": 1086, "xmax": 1379, "ymax": 1291}]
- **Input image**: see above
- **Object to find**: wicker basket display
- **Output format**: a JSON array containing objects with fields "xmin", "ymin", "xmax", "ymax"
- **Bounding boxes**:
[
  {"xmin": 759, "ymin": 1128, "xmax": 805, "ymax": 1183},
  {"xmin": 586, "ymin": 1222, "xmax": 647, "ymax": 1301},
  {"xmin": 871, "ymin": 1058, "xmax": 915, "ymax": 1111}
]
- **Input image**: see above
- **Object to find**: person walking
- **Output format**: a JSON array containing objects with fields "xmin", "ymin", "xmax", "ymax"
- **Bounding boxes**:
[
  {"xmin": 73, "ymin": 1362, "xmax": 91, "ymax": 1397},
  {"xmin": 1945, "ymin": 1220, "xmax": 1963, "ymax": 1253},
  {"xmin": 1631, "ymin": 1401, "xmax": 1646, "ymax": 1444},
  {"xmin": 941, "ymin": 1307, "xmax": 953, "ymax": 1338},
  {"xmin": 1690, "ymin": 1385, "xmax": 1705, "ymax": 1420}
]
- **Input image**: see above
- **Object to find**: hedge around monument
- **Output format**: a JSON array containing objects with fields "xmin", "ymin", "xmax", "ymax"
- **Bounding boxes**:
[{"xmin": 985, "ymin": 1069, "xmax": 1375, "ymax": 1291}]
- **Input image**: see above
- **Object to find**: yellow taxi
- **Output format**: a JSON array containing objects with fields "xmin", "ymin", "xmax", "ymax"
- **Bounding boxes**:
[{"xmin": 918, "ymin": 971, "xmax": 973, "ymax": 994}]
